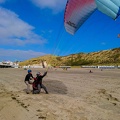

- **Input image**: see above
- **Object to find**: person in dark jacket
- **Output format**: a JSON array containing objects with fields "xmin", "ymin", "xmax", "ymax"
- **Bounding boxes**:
[
  {"xmin": 32, "ymin": 71, "xmax": 48, "ymax": 94},
  {"xmin": 24, "ymin": 69, "xmax": 34, "ymax": 94},
  {"xmin": 32, "ymin": 77, "xmax": 40, "ymax": 94}
]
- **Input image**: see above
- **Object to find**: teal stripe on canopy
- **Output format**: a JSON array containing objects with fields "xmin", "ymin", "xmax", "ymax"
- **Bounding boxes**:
[
  {"xmin": 95, "ymin": 0, "xmax": 120, "ymax": 19},
  {"xmin": 111, "ymin": 0, "xmax": 120, "ymax": 7}
]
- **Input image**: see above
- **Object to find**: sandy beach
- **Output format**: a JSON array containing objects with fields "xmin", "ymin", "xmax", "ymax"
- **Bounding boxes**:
[{"xmin": 0, "ymin": 68, "xmax": 120, "ymax": 120}]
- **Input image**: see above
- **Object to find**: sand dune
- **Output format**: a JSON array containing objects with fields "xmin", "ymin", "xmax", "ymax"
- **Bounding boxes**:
[{"xmin": 0, "ymin": 68, "xmax": 120, "ymax": 120}]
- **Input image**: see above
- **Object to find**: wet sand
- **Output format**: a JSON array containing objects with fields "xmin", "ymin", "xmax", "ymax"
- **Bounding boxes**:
[{"xmin": 0, "ymin": 68, "xmax": 120, "ymax": 120}]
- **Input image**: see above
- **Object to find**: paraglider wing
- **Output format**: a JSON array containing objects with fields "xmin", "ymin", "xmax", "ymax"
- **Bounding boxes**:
[
  {"xmin": 64, "ymin": 0, "xmax": 120, "ymax": 35},
  {"xmin": 64, "ymin": 0, "xmax": 97, "ymax": 35},
  {"xmin": 95, "ymin": 0, "xmax": 120, "ymax": 20}
]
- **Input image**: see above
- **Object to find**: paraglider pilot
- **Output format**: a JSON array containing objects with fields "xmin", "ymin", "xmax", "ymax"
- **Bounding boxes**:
[{"xmin": 32, "ymin": 71, "xmax": 48, "ymax": 94}]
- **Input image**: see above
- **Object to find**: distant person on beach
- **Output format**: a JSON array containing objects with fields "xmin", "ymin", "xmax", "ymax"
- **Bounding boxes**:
[
  {"xmin": 24, "ymin": 69, "xmax": 34, "ymax": 94},
  {"xmin": 89, "ymin": 70, "xmax": 93, "ymax": 73},
  {"xmin": 32, "ymin": 71, "xmax": 48, "ymax": 94}
]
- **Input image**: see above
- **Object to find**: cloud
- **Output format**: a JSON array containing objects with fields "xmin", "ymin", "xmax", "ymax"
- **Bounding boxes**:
[
  {"xmin": 30, "ymin": 0, "xmax": 67, "ymax": 13},
  {"xmin": 0, "ymin": 0, "xmax": 5, "ymax": 4},
  {"xmin": 101, "ymin": 42, "xmax": 106, "ymax": 45},
  {"xmin": 0, "ymin": 7, "xmax": 47, "ymax": 46},
  {"xmin": 0, "ymin": 49, "xmax": 46, "ymax": 61}
]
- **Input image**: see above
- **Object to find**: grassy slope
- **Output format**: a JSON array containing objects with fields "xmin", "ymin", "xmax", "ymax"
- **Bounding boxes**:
[{"xmin": 19, "ymin": 48, "xmax": 120, "ymax": 66}]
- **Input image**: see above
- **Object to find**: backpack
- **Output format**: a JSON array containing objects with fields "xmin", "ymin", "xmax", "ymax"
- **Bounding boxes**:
[{"xmin": 32, "ymin": 77, "xmax": 39, "ymax": 90}]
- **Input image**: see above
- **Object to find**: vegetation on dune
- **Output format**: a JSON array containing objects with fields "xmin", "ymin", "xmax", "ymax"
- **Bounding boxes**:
[{"xmin": 19, "ymin": 48, "xmax": 120, "ymax": 66}]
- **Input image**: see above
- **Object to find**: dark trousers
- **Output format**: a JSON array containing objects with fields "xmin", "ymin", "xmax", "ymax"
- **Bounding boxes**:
[
  {"xmin": 33, "ymin": 84, "xmax": 48, "ymax": 94},
  {"xmin": 38, "ymin": 84, "xmax": 48, "ymax": 94}
]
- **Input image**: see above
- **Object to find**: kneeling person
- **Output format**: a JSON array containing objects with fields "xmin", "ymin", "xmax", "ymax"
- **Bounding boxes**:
[
  {"xmin": 32, "ymin": 71, "xmax": 48, "ymax": 94},
  {"xmin": 32, "ymin": 77, "xmax": 40, "ymax": 94}
]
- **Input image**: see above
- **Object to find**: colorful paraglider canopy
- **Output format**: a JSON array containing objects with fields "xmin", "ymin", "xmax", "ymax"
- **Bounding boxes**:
[
  {"xmin": 64, "ymin": 0, "xmax": 120, "ymax": 35},
  {"xmin": 64, "ymin": 0, "xmax": 97, "ymax": 35}
]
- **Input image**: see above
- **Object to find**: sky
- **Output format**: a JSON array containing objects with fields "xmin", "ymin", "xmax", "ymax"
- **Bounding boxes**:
[{"xmin": 0, "ymin": 0, "xmax": 120, "ymax": 62}]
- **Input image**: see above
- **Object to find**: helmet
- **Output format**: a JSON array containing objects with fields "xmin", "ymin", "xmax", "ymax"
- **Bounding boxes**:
[
  {"xmin": 28, "ymin": 69, "xmax": 32, "ymax": 73},
  {"xmin": 36, "ymin": 72, "xmax": 41, "ymax": 76}
]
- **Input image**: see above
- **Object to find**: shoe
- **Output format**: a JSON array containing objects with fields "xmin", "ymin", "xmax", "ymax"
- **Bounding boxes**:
[{"xmin": 26, "ymin": 91, "xmax": 30, "ymax": 94}]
